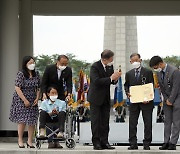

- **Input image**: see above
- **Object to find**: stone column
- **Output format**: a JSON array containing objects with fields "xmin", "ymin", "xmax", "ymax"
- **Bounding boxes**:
[
  {"xmin": 0, "ymin": 0, "xmax": 19, "ymax": 131},
  {"xmin": 19, "ymin": 0, "xmax": 33, "ymax": 64},
  {"xmin": 104, "ymin": 16, "xmax": 138, "ymax": 98}
]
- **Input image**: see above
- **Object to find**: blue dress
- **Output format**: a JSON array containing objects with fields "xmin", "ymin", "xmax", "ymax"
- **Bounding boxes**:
[{"xmin": 9, "ymin": 71, "xmax": 40, "ymax": 125}]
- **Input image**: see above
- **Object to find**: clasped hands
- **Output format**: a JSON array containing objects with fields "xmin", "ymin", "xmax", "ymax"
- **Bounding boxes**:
[
  {"xmin": 49, "ymin": 108, "xmax": 59, "ymax": 116},
  {"xmin": 24, "ymin": 98, "xmax": 38, "ymax": 107}
]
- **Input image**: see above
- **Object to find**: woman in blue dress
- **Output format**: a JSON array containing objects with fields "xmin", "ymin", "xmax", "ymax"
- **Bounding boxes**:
[{"xmin": 9, "ymin": 56, "xmax": 40, "ymax": 148}]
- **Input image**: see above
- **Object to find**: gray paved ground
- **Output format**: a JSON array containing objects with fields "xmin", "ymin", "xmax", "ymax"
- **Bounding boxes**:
[{"xmin": 0, "ymin": 143, "xmax": 180, "ymax": 154}]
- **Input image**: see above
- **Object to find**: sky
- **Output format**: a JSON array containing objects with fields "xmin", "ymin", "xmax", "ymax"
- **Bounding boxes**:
[{"xmin": 33, "ymin": 16, "xmax": 180, "ymax": 63}]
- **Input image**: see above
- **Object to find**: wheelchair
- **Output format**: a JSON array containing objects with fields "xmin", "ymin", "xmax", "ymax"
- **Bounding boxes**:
[{"xmin": 35, "ymin": 102, "xmax": 77, "ymax": 149}]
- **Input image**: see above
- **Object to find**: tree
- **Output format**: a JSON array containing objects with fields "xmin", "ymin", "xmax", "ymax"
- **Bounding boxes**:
[
  {"xmin": 142, "ymin": 55, "xmax": 180, "ymax": 69},
  {"xmin": 163, "ymin": 56, "xmax": 180, "ymax": 68},
  {"xmin": 35, "ymin": 53, "xmax": 91, "ymax": 78},
  {"xmin": 34, "ymin": 55, "xmax": 53, "ymax": 76}
]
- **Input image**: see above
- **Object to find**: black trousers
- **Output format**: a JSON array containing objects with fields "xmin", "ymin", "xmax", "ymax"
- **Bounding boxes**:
[
  {"xmin": 39, "ymin": 110, "xmax": 66, "ymax": 132},
  {"xmin": 90, "ymin": 101, "xmax": 110, "ymax": 146},
  {"xmin": 129, "ymin": 104, "xmax": 153, "ymax": 146}
]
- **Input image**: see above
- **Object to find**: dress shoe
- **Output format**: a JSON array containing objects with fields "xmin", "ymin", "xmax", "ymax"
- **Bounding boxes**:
[
  {"xmin": 128, "ymin": 145, "xmax": 138, "ymax": 150},
  {"xmin": 159, "ymin": 143, "xmax": 169, "ymax": 150},
  {"xmin": 26, "ymin": 142, "xmax": 35, "ymax": 148},
  {"xmin": 18, "ymin": 144, "xmax": 25, "ymax": 148},
  {"xmin": 93, "ymin": 144, "xmax": 103, "ymax": 150},
  {"xmin": 48, "ymin": 142, "xmax": 56, "ymax": 149},
  {"xmin": 54, "ymin": 142, "xmax": 63, "ymax": 149},
  {"xmin": 101, "ymin": 143, "xmax": 115, "ymax": 150},
  {"xmin": 168, "ymin": 143, "xmax": 176, "ymax": 150},
  {"xmin": 143, "ymin": 146, "xmax": 150, "ymax": 150}
]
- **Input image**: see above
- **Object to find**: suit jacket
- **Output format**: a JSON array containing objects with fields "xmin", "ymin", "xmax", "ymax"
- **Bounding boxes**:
[
  {"xmin": 41, "ymin": 64, "xmax": 72, "ymax": 100},
  {"xmin": 157, "ymin": 64, "xmax": 180, "ymax": 105},
  {"xmin": 87, "ymin": 60, "xmax": 116, "ymax": 106},
  {"xmin": 124, "ymin": 67, "xmax": 154, "ymax": 110}
]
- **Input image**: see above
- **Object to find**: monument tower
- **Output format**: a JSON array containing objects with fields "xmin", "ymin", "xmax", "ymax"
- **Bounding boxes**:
[{"xmin": 103, "ymin": 16, "xmax": 138, "ymax": 79}]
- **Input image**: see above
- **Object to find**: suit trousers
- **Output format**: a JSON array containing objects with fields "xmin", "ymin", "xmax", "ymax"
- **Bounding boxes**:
[
  {"xmin": 129, "ymin": 104, "xmax": 153, "ymax": 146},
  {"xmin": 163, "ymin": 104, "xmax": 180, "ymax": 144},
  {"xmin": 90, "ymin": 100, "xmax": 110, "ymax": 145}
]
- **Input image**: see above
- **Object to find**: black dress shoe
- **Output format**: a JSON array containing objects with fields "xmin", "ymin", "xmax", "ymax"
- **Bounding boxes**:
[
  {"xmin": 128, "ymin": 145, "xmax": 138, "ymax": 150},
  {"xmin": 93, "ymin": 144, "xmax": 103, "ymax": 150},
  {"xmin": 143, "ymin": 146, "xmax": 150, "ymax": 150},
  {"xmin": 101, "ymin": 143, "xmax": 115, "ymax": 150},
  {"xmin": 26, "ymin": 142, "xmax": 35, "ymax": 148},
  {"xmin": 168, "ymin": 143, "xmax": 176, "ymax": 150},
  {"xmin": 18, "ymin": 144, "xmax": 25, "ymax": 148},
  {"xmin": 159, "ymin": 143, "xmax": 169, "ymax": 150}
]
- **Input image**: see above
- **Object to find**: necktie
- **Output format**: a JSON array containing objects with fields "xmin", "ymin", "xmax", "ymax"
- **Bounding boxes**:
[
  {"xmin": 105, "ymin": 66, "xmax": 108, "ymax": 72},
  {"xmin": 161, "ymin": 71, "xmax": 165, "ymax": 81},
  {"xmin": 135, "ymin": 69, "xmax": 139, "ymax": 81}
]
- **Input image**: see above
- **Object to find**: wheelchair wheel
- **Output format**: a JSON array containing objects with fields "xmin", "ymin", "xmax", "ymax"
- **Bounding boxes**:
[
  {"xmin": 36, "ymin": 139, "xmax": 41, "ymax": 149},
  {"xmin": 65, "ymin": 138, "xmax": 76, "ymax": 149}
]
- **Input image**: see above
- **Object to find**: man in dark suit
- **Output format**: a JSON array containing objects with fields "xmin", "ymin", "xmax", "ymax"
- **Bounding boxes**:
[
  {"xmin": 41, "ymin": 55, "xmax": 72, "ymax": 148},
  {"xmin": 41, "ymin": 55, "xmax": 72, "ymax": 101},
  {"xmin": 149, "ymin": 56, "xmax": 180, "ymax": 150},
  {"xmin": 124, "ymin": 53, "xmax": 154, "ymax": 150},
  {"xmin": 88, "ymin": 49, "xmax": 121, "ymax": 150}
]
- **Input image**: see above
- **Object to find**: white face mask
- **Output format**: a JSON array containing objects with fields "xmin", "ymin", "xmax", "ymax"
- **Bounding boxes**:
[
  {"xmin": 154, "ymin": 68, "xmax": 162, "ymax": 72},
  {"xmin": 131, "ymin": 62, "xmax": 141, "ymax": 69},
  {"xmin": 27, "ymin": 64, "xmax": 35, "ymax": 70},
  {"xmin": 50, "ymin": 95, "xmax": 58, "ymax": 102},
  {"xmin": 107, "ymin": 61, "xmax": 114, "ymax": 66},
  {"xmin": 58, "ymin": 65, "xmax": 66, "ymax": 71}
]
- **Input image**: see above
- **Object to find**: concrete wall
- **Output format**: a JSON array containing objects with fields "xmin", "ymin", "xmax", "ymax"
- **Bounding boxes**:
[
  {"xmin": 31, "ymin": 0, "xmax": 180, "ymax": 16},
  {"xmin": 0, "ymin": 0, "xmax": 20, "ymax": 131},
  {"xmin": 1, "ymin": 0, "xmax": 180, "ymax": 133}
]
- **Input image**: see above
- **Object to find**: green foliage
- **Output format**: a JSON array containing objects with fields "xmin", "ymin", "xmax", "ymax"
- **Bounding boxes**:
[
  {"xmin": 34, "ymin": 53, "xmax": 91, "ymax": 78},
  {"xmin": 143, "ymin": 55, "xmax": 180, "ymax": 69},
  {"xmin": 163, "ymin": 56, "xmax": 180, "ymax": 68}
]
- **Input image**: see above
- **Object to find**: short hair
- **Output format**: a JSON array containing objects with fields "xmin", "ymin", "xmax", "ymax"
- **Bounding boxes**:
[
  {"xmin": 149, "ymin": 56, "xmax": 163, "ymax": 67},
  {"xmin": 46, "ymin": 86, "xmax": 58, "ymax": 99},
  {"xmin": 101, "ymin": 49, "xmax": 114, "ymax": 59},
  {"xmin": 130, "ymin": 53, "xmax": 141, "ymax": 59},
  {"xmin": 57, "ymin": 55, "xmax": 69, "ymax": 61}
]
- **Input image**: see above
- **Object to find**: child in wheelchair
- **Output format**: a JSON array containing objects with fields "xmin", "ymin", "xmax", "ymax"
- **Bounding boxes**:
[{"xmin": 39, "ymin": 86, "xmax": 66, "ymax": 148}]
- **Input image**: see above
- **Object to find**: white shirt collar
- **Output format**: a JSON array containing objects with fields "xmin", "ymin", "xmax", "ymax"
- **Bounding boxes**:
[{"xmin": 101, "ymin": 59, "xmax": 106, "ymax": 69}]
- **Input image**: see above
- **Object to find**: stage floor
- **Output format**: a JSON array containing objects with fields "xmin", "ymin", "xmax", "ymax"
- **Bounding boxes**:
[{"xmin": 0, "ymin": 143, "xmax": 180, "ymax": 154}]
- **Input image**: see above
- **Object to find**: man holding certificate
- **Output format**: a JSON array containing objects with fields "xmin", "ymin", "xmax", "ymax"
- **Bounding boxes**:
[{"xmin": 124, "ymin": 53, "xmax": 154, "ymax": 150}]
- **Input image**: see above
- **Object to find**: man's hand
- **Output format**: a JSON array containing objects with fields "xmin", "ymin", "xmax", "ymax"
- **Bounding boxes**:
[
  {"xmin": 65, "ymin": 93, "xmax": 71, "ymax": 102},
  {"xmin": 142, "ymin": 101, "xmax": 149, "ymax": 104},
  {"xmin": 111, "ymin": 72, "xmax": 122, "ymax": 81},
  {"xmin": 166, "ymin": 99, "xmax": 172, "ymax": 106},
  {"xmin": 126, "ymin": 93, "xmax": 131, "ymax": 99},
  {"xmin": 42, "ymin": 93, "xmax": 47, "ymax": 100},
  {"xmin": 52, "ymin": 108, "xmax": 58, "ymax": 115},
  {"xmin": 32, "ymin": 98, "xmax": 39, "ymax": 106}
]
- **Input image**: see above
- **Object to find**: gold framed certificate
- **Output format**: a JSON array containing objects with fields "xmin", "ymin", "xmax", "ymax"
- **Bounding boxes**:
[{"xmin": 129, "ymin": 83, "xmax": 154, "ymax": 103}]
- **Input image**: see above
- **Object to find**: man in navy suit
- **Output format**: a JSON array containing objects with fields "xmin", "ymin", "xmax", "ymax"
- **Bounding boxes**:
[
  {"xmin": 88, "ymin": 49, "xmax": 121, "ymax": 150},
  {"xmin": 124, "ymin": 53, "xmax": 154, "ymax": 150},
  {"xmin": 41, "ymin": 55, "xmax": 72, "ymax": 101}
]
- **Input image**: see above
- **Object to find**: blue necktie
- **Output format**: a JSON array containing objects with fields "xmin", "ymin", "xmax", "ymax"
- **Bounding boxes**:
[{"xmin": 161, "ymin": 71, "xmax": 165, "ymax": 81}]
